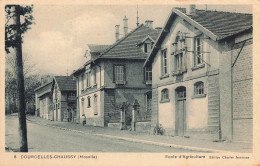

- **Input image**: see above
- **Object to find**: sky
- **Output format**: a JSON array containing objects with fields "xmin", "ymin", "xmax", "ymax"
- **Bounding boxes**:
[{"xmin": 21, "ymin": 4, "xmax": 252, "ymax": 76}]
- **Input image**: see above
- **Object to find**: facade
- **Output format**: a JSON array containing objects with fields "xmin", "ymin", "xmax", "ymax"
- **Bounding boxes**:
[
  {"xmin": 144, "ymin": 6, "xmax": 252, "ymax": 142},
  {"xmin": 51, "ymin": 76, "xmax": 77, "ymax": 122},
  {"xmin": 34, "ymin": 81, "xmax": 53, "ymax": 120},
  {"xmin": 72, "ymin": 18, "xmax": 159, "ymax": 131}
]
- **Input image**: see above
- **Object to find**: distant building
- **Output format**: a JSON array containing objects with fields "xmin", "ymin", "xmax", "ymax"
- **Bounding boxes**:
[
  {"xmin": 144, "ymin": 6, "xmax": 252, "ymax": 142},
  {"xmin": 34, "ymin": 81, "xmax": 53, "ymax": 119},
  {"xmin": 51, "ymin": 76, "xmax": 77, "ymax": 122},
  {"xmin": 72, "ymin": 17, "xmax": 160, "ymax": 131}
]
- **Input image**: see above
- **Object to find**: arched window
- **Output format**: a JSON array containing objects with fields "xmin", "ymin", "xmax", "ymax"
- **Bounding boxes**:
[
  {"xmin": 194, "ymin": 82, "xmax": 204, "ymax": 95},
  {"xmin": 161, "ymin": 88, "xmax": 169, "ymax": 102}
]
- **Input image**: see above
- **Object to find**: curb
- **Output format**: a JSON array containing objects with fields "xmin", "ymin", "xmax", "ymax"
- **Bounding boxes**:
[
  {"xmin": 94, "ymin": 134, "xmax": 231, "ymax": 153},
  {"xmin": 26, "ymin": 118, "xmax": 232, "ymax": 153}
]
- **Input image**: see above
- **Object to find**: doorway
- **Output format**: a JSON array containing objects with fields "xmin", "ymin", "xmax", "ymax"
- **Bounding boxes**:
[{"xmin": 175, "ymin": 86, "xmax": 186, "ymax": 136}]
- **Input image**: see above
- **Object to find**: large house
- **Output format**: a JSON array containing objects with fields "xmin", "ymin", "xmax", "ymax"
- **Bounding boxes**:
[
  {"xmin": 72, "ymin": 17, "xmax": 160, "ymax": 131},
  {"xmin": 51, "ymin": 76, "xmax": 77, "ymax": 122},
  {"xmin": 144, "ymin": 6, "xmax": 252, "ymax": 143}
]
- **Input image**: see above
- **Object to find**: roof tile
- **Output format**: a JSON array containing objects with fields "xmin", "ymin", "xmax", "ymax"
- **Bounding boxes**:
[
  {"xmin": 101, "ymin": 24, "xmax": 160, "ymax": 59},
  {"xmin": 187, "ymin": 9, "xmax": 252, "ymax": 39},
  {"xmin": 54, "ymin": 76, "xmax": 76, "ymax": 91}
]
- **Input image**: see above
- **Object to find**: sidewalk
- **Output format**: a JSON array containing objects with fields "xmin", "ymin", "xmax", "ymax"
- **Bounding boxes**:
[{"xmin": 26, "ymin": 116, "xmax": 252, "ymax": 153}]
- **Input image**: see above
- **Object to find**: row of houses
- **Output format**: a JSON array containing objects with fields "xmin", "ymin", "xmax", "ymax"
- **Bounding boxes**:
[{"xmin": 35, "ymin": 5, "xmax": 253, "ymax": 143}]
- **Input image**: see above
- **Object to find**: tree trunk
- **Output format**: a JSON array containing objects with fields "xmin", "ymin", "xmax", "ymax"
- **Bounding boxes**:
[{"xmin": 12, "ymin": 5, "xmax": 28, "ymax": 152}]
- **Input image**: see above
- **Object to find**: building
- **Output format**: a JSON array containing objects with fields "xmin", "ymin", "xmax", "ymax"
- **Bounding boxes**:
[
  {"xmin": 144, "ymin": 6, "xmax": 252, "ymax": 142},
  {"xmin": 72, "ymin": 17, "xmax": 160, "ymax": 131},
  {"xmin": 51, "ymin": 76, "xmax": 77, "ymax": 122},
  {"xmin": 34, "ymin": 81, "xmax": 53, "ymax": 120}
]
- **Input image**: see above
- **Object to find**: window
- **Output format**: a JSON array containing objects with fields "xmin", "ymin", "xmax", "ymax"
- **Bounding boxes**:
[
  {"xmin": 146, "ymin": 92, "xmax": 152, "ymax": 112},
  {"xmin": 173, "ymin": 32, "xmax": 186, "ymax": 72},
  {"xmin": 145, "ymin": 66, "xmax": 152, "ymax": 83},
  {"xmin": 161, "ymin": 88, "xmax": 169, "ymax": 102},
  {"xmin": 81, "ymin": 98, "xmax": 85, "ymax": 114},
  {"xmin": 85, "ymin": 71, "xmax": 91, "ymax": 88},
  {"xmin": 87, "ymin": 96, "xmax": 91, "ymax": 108},
  {"xmin": 161, "ymin": 49, "xmax": 168, "ymax": 75},
  {"xmin": 194, "ymin": 36, "xmax": 204, "ymax": 66},
  {"xmin": 93, "ymin": 94, "xmax": 98, "ymax": 115},
  {"xmin": 93, "ymin": 68, "xmax": 97, "ymax": 85},
  {"xmin": 114, "ymin": 65, "xmax": 125, "ymax": 84},
  {"xmin": 81, "ymin": 74, "xmax": 85, "ymax": 90},
  {"xmin": 175, "ymin": 53, "xmax": 183, "ymax": 71},
  {"xmin": 194, "ymin": 82, "xmax": 204, "ymax": 95},
  {"xmin": 144, "ymin": 43, "xmax": 148, "ymax": 53}
]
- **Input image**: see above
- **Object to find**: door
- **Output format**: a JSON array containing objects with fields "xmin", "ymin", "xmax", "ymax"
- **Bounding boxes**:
[{"xmin": 175, "ymin": 86, "xmax": 186, "ymax": 136}]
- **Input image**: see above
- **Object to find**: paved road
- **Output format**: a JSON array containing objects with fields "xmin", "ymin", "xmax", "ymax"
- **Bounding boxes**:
[{"xmin": 6, "ymin": 116, "xmax": 198, "ymax": 152}]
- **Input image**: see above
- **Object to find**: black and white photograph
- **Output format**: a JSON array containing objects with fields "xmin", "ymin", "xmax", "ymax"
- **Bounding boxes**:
[{"xmin": 2, "ymin": 1, "xmax": 260, "ymax": 166}]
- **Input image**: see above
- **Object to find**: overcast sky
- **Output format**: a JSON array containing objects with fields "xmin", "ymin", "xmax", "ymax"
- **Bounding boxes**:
[{"xmin": 21, "ymin": 5, "xmax": 252, "ymax": 76}]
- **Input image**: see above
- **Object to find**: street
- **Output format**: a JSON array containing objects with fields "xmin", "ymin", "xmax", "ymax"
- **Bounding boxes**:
[{"xmin": 5, "ymin": 116, "xmax": 198, "ymax": 152}]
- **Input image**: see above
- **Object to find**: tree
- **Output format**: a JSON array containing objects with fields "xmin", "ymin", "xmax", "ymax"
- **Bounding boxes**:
[{"xmin": 5, "ymin": 5, "xmax": 34, "ymax": 152}]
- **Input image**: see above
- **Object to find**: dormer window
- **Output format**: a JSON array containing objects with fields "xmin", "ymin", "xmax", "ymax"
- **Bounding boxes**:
[
  {"xmin": 144, "ymin": 43, "xmax": 153, "ymax": 53},
  {"xmin": 138, "ymin": 35, "xmax": 154, "ymax": 54},
  {"xmin": 144, "ymin": 43, "xmax": 148, "ymax": 53}
]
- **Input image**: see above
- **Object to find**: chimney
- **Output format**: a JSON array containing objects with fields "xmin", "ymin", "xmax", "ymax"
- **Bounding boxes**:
[
  {"xmin": 155, "ymin": 27, "xmax": 162, "ymax": 32},
  {"xmin": 145, "ymin": 20, "xmax": 153, "ymax": 29},
  {"xmin": 186, "ymin": 5, "xmax": 196, "ymax": 15},
  {"xmin": 115, "ymin": 25, "xmax": 120, "ymax": 41},
  {"xmin": 123, "ymin": 16, "xmax": 128, "ymax": 36}
]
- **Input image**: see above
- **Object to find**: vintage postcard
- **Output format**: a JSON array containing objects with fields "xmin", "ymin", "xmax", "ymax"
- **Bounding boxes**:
[{"xmin": 0, "ymin": 0, "xmax": 260, "ymax": 165}]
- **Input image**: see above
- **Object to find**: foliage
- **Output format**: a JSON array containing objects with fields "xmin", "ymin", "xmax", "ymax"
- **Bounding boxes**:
[
  {"xmin": 5, "ymin": 5, "xmax": 34, "ymax": 53},
  {"xmin": 5, "ymin": 71, "xmax": 53, "ymax": 114},
  {"xmin": 5, "ymin": 5, "xmax": 37, "ymax": 114}
]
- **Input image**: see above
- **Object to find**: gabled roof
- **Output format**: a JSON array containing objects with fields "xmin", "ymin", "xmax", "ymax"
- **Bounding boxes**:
[
  {"xmin": 34, "ymin": 81, "xmax": 52, "ymax": 92},
  {"xmin": 72, "ymin": 24, "xmax": 160, "ymax": 76},
  {"xmin": 88, "ymin": 44, "xmax": 110, "ymax": 54},
  {"xmin": 137, "ymin": 35, "xmax": 155, "ymax": 46},
  {"xmin": 99, "ymin": 24, "xmax": 160, "ymax": 60},
  {"xmin": 53, "ymin": 76, "xmax": 76, "ymax": 91},
  {"xmin": 144, "ymin": 7, "xmax": 252, "ymax": 67},
  {"xmin": 176, "ymin": 8, "xmax": 252, "ymax": 40}
]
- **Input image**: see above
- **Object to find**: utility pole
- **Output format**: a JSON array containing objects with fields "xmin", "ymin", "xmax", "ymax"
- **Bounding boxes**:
[{"xmin": 12, "ymin": 5, "xmax": 28, "ymax": 152}]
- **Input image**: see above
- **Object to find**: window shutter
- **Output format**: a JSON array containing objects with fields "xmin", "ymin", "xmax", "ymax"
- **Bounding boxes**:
[
  {"xmin": 193, "ymin": 37, "xmax": 196, "ymax": 67},
  {"xmin": 160, "ymin": 51, "xmax": 163, "ymax": 75},
  {"xmin": 144, "ymin": 67, "xmax": 146, "ymax": 81},
  {"xmin": 182, "ymin": 53, "xmax": 186, "ymax": 71},
  {"xmin": 123, "ymin": 65, "xmax": 126, "ymax": 81},
  {"xmin": 201, "ymin": 37, "xmax": 204, "ymax": 62},
  {"xmin": 113, "ymin": 65, "xmax": 115, "ymax": 82}
]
